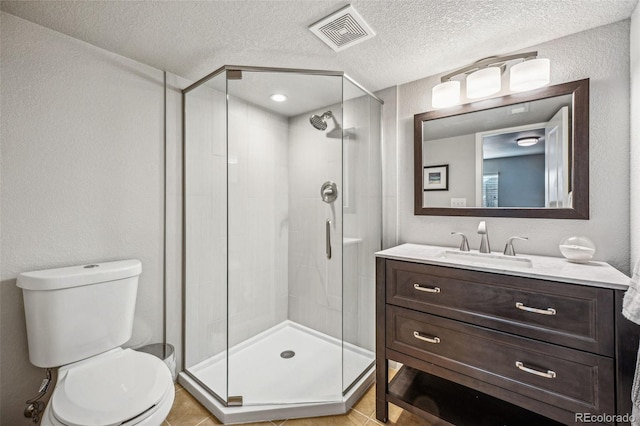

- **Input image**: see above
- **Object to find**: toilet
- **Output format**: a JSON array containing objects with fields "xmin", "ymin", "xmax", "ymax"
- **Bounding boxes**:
[{"xmin": 17, "ymin": 260, "xmax": 175, "ymax": 426}]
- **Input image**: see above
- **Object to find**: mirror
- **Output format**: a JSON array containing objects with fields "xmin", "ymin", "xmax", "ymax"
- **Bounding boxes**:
[{"xmin": 414, "ymin": 79, "xmax": 589, "ymax": 219}]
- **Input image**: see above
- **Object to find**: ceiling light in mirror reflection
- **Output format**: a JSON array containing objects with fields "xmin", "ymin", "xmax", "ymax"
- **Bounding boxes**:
[
  {"xmin": 516, "ymin": 136, "xmax": 541, "ymax": 147},
  {"xmin": 270, "ymin": 93, "xmax": 287, "ymax": 102}
]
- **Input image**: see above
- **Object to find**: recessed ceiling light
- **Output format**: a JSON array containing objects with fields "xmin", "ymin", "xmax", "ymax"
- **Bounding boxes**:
[
  {"xmin": 516, "ymin": 137, "xmax": 540, "ymax": 147},
  {"xmin": 270, "ymin": 94, "xmax": 287, "ymax": 102}
]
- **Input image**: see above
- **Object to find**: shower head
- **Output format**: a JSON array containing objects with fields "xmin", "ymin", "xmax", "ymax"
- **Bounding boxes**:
[
  {"xmin": 310, "ymin": 115, "xmax": 328, "ymax": 130},
  {"xmin": 309, "ymin": 110, "xmax": 350, "ymax": 139},
  {"xmin": 309, "ymin": 110, "xmax": 354, "ymax": 139},
  {"xmin": 309, "ymin": 111, "xmax": 333, "ymax": 131}
]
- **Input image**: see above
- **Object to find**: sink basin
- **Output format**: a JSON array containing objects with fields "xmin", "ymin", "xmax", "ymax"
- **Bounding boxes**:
[{"xmin": 437, "ymin": 250, "xmax": 533, "ymax": 269}]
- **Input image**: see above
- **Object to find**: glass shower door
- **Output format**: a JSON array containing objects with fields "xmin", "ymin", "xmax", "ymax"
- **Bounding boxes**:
[
  {"xmin": 341, "ymin": 78, "xmax": 380, "ymax": 394},
  {"xmin": 225, "ymin": 70, "xmax": 344, "ymax": 406},
  {"xmin": 183, "ymin": 70, "xmax": 229, "ymax": 404}
]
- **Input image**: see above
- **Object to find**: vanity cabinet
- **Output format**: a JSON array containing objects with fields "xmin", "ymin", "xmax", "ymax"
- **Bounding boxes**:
[{"xmin": 376, "ymin": 247, "xmax": 638, "ymax": 426}]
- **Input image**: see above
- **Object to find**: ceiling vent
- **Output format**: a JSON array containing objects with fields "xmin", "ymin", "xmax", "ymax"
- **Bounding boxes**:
[{"xmin": 309, "ymin": 5, "xmax": 375, "ymax": 52}]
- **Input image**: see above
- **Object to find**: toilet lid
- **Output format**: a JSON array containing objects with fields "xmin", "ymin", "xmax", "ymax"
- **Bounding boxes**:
[{"xmin": 52, "ymin": 348, "xmax": 171, "ymax": 426}]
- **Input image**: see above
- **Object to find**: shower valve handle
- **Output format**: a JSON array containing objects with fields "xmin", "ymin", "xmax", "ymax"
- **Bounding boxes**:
[
  {"xmin": 326, "ymin": 219, "xmax": 332, "ymax": 259},
  {"xmin": 321, "ymin": 181, "xmax": 338, "ymax": 203}
]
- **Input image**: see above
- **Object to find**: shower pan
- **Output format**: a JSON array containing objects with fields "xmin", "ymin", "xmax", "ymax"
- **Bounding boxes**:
[{"xmin": 179, "ymin": 65, "xmax": 382, "ymax": 424}]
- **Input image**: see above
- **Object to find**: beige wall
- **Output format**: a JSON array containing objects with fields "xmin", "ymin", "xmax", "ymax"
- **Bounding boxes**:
[
  {"xmin": 0, "ymin": 12, "xmax": 165, "ymax": 423},
  {"xmin": 387, "ymin": 20, "xmax": 632, "ymax": 273}
]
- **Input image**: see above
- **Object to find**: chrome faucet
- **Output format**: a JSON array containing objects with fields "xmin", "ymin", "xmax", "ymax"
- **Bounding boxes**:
[
  {"xmin": 503, "ymin": 236, "xmax": 528, "ymax": 256},
  {"xmin": 450, "ymin": 232, "xmax": 470, "ymax": 251},
  {"xmin": 478, "ymin": 221, "xmax": 491, "ymax": 253}
]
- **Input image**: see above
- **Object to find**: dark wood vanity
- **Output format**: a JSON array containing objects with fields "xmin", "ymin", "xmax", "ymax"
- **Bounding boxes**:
[{"xmin": 375, "ymin": 246, "xmax": 638, "ymax": 425}]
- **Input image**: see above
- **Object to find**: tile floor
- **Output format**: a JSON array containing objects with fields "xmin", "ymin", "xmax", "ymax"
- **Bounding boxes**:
[{"xmin": 164, "ymin": 382, "xmax": 432, "ymax": 426}]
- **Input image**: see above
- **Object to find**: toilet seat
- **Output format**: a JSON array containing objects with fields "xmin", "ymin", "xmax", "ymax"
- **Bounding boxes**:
[{"xmin": 49, "ymin": 348, "xmax": 173, "ymax": 426}]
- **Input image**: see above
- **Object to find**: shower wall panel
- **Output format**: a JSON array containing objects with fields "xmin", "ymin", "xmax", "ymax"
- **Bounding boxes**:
[
  {"xmin": 227, "ymin": 96, "xmax": 289, "ymax": 347},
  {"xmin": 287, "ymin": 110, "xmax": 343, "ymax": 340}
]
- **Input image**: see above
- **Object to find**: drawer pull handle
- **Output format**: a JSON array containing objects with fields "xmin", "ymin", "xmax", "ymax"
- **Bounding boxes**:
[
  {"xmin": 515, "ymin": 361, "xmax": 556, "ymax": 379},
  {"xmin": 413, "ymin": 284, "xmax": 441, "ymax": 293},
  {"xmin": 515, "ymin": 302, "xmax": 556, "ymax": 316},
  {"xmin": 413, "ymin": 331, "xmax": 440, "ymax": 344}
]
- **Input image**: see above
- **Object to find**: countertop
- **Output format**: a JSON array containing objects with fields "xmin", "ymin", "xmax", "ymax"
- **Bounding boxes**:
[{"xmin": 376, "ymin": 243, "xmax": 630, "ymax": 290}]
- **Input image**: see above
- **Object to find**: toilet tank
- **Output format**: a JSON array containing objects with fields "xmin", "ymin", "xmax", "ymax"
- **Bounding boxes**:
[{"xmin": 17, "ymin": 260, "xmax": 142, "ymax": 368}]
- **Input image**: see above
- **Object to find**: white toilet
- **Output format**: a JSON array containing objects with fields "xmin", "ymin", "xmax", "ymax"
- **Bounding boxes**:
[{"xmin": 17, "ymin": 260, "xmax": 175, "ymax": 426}]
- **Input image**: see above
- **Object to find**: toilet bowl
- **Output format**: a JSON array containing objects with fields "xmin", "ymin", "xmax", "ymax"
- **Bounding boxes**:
[
  {"xmin": 17, "ymin": 260, "xmax": 174, "ymax": 426},
  {"xmin": 41, "ymin": 348, "xmax": 175, "ymax": 426}
]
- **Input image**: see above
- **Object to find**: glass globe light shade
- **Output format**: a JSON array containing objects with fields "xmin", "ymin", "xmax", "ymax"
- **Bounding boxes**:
[
  {"xmin": 466, "ymin": 67, "xmax": 501, "ymax": 99},
  {"xmin": 431, "ymin": 80, "xmax": 461, "ymax": 109},
  {"xmin": 509, "ymin": 58, "xmax": 550, "ymax": 92}
]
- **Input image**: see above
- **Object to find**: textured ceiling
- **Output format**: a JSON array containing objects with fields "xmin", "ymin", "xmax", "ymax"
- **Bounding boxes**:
[{"xmin": 1, "ymin": 0, "xmax": 638, "ymax": 92}]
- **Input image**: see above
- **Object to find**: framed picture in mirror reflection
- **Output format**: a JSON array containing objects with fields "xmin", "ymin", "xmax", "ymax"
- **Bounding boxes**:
[{"xmin": 423, "ymin": 164, "xmax": 449, "ymax": 191}]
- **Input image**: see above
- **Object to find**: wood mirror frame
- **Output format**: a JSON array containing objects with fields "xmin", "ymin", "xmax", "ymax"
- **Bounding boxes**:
[{"xmin": 414, "ymin": 78, "xmax": 589, "ymax": 219}]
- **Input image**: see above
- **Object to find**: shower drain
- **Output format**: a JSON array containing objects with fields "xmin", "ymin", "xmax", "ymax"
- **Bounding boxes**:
[{"xmin": 280, "ymin": 350, "xmax": 295, "ymax": 359}]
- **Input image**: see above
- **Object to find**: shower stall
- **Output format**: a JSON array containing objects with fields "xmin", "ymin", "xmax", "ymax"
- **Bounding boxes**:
[{"xmin": 179, "ymin": 66, "xmax": 382, "ymax": 424}]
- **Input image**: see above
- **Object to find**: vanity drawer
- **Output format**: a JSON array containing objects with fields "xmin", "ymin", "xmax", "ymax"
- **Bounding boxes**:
[
  {"xmin": 386, "ymin": 260, "xmax": 614, "ymax": 355},
  {"xmin": 387, "ymin": 305, "xmax": 615, "ymax": 415}
]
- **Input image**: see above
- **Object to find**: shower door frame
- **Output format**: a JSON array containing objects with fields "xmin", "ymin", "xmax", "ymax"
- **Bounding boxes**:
[
  {"xmin": 181, "ymin": 65, "xmax": 383, "ymax": 408},
  {"xmin": 182, "ymin": 65, "xmax": 381, "ymax": 103}
]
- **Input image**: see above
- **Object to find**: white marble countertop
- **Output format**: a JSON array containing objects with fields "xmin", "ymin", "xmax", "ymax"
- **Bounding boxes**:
[{"xmin": 376, "ymin": 243, "xmax": 630, "ymax": 290}]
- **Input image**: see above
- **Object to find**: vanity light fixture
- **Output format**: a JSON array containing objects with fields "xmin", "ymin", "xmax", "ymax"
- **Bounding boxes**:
[
  {"xmin": 270, "ymin": 93, "xmax": 287, "ymax": 102},
  {"xmin": 431, "ymin": 51, "xmax": 550, "ymax": 109},
  {"xmin": 516, "ymin": 136, "xmax": 540, "ymax": 147}
]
